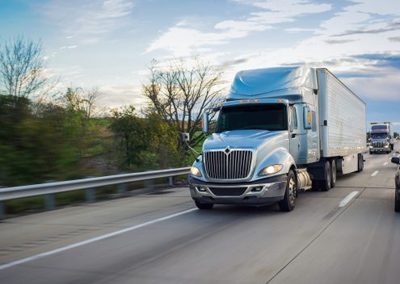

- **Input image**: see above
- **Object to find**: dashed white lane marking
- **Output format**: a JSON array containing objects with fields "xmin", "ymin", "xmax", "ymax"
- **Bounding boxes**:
[
  {"xmin": 384, "ymin": 162, "xmax": 388, "ymax": 166},
  {"xmin": 371, "ymin": 170, "xmax": 379, "ymax": 177},
  {"xmin": 339, "ymin": 191, "xmax": 359, "ymax": 208},
  {"xmin": 0, "ymin": 208, "xmax": 197, "ymax": 271}
]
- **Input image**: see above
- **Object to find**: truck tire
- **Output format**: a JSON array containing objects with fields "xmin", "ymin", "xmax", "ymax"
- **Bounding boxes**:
[
  {"xmin": 320, "ymin": 161, "xmax": 332, "ymax": 192},
  {"xmin": 330, "ymin": 159, "xmax": 337, "ymax": 188},
  {"xmin": 278, "ymin": 170, "xmax": 297, "ymax": 212},
  {"xmin": 357, "ymin": 154, "xmax": 364, "ymax": 172},
  {"xmin": 395, "ymin": 190, "xmax": 400, "ymax": 213},
  {"xmin": 195, "ymin": 201, "xmax": 214, "ymax": 210}
]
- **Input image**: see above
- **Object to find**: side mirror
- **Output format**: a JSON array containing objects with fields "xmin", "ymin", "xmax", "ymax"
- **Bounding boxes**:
[
  {"xmin": 391, "ymin": 157, "xmax": 400, "ymax": 164},
  {"xmin": 202, "ymin": 112, "xmax": 209, "ymax": 133}
]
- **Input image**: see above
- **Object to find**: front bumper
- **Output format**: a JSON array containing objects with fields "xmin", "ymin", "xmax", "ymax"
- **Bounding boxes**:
[
  {"xmin": 188, "ymin": 175, "xmax": 287, "ymax": 206},
  {"xmin": 370, "ymin": 147, "xmax": 390, "ymax": 152}
]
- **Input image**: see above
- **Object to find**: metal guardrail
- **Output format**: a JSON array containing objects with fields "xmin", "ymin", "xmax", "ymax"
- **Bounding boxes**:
[{"xmin": 0, "ymin": 167, "xmax": 191, "ymax": 219}]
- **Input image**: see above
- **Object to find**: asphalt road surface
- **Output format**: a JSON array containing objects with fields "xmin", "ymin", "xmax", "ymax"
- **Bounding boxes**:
[{"xmin": 0, "ymin": 151, "xmax": 399, "ymax": 284}]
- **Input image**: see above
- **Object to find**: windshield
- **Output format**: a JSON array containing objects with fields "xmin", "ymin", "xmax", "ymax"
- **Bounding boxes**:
[
  {"xmin": 371, "ymin": 133, "xmax": 388, "ymax": 139},
  {"xmin": 216, "ymin": 104, "xmax": 287, "ymax": 133},
  {"xmin": 372, "ymin": 125, "xmax": 388, "ymax": 131}
]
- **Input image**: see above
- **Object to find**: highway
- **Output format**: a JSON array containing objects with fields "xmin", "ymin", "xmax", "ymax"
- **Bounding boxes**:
[{"xmin": 0, "ymin": 151, "xmax": 399, "ymax": 284}]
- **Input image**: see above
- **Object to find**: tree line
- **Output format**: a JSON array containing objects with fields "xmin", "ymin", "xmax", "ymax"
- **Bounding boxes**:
[{"xmin": 0, "ymin": 38, "xmax": 222, "ymax": 186}]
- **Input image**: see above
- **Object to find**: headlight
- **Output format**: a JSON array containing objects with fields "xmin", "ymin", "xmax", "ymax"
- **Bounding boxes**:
[
  {"xmin": 259, "ymin": 164, "xmax": 283, "ymax": 176},
  {"xmin": 190, "ymin": 166, "xmax": 202, "ymax": 177}
]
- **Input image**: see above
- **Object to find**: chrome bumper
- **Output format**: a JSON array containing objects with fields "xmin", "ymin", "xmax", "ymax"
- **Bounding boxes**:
[
  {"xmin": 189, "ymin": 175, "xmax": 287, "ymax": 205},
  {"xmin": 370, "ymin": 147, "xmax": 390, "ymax": 152}
]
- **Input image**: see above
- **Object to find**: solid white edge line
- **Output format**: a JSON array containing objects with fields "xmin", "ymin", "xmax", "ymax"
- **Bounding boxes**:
[
  {"xmin": 339, "ymin": 191, "xmax": 359, "ymax": 208},
  {"xmin": 0, "ymin": 208, "xmax": 197, "ymax": 271},
  {"xmin": 371, "ymin": 170, "xmax": 379, "ymax": 177}
]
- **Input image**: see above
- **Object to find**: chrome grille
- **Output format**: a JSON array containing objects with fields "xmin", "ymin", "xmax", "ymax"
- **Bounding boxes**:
[
  {"xmin": 372, "ymin": 141, "xmax": 383, "ymax": 147},
  {"xmin": 204, "ymin": 150, "xmax": 253, "ymax": 179}
]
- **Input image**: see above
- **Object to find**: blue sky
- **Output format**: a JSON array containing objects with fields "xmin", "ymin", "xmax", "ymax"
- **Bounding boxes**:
[{"xmin": 0, "ymin": 0, "xmax": 399, "ymax": 129}]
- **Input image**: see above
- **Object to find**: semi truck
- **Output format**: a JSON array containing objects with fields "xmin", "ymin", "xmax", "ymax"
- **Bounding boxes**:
[
  {"xmin": 369, "ymin": 122, "xmax": 394, "ymax": 154},
  {"xmin": 189, "ymin": 66, "xmax": 367, "ymax": 211}
]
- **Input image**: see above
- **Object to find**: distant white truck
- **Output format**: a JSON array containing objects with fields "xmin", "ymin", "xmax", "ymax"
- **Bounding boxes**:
[
  {"xmin": 369, "ymin": 122, "xmax": 394, "ymax": 154},
  {"xmin": 189, "ymin": 66, "xmax": 367, "ymax": 211}
]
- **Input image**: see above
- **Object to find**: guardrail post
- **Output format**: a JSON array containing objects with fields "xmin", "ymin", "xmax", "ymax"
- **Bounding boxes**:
[
  {"xmin": 0, "ymin": 202, "xmax": 5, "ymax": 220},
  {"xmin": 168, "ymin": 176, "xmax": 175, "ymax": 187},
  {"xmin": 45, "ymin": 194, "xmax": 56, "ymax": 210},
  {"xmin": 117, "ymin": 183, "xmax": 127, "ymax": 195},
  {"xmin": 86, "ymin": 188, "xmax": 96, "ymax": 203}
]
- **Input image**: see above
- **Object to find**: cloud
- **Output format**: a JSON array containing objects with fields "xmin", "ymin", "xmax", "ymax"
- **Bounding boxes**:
[
  {"xmin": 324, "ymin": 39, "xmax": 356, "ymax": 44},
  {"xmin": 286, "ymin": 27, "xmax": 315, "ymax": 33},
  {"xmin": 146, "ymin": 0, "xmax": 331, "ymax": 56},
  {"xmin": 333, "ymin": 21, "xmax": 400, "ymax": 37},
  {"xmin": 60, "ymin": 45, "xmax": 78, "ymax": 50},
  {"xmin": 353, "ymin": 53, "xmax": 400, "ymax": 70},
  {"xmin": 98, "ymin": 84, "xmax": 146, "ymax": 110},
  {"xmin": 41, "ymin": 0, "xmax": 135, "ymax": 44},
  {"xmin": 389, "ymin": 36, "xmax": 400, "ymax": 42},
  {"xmin": 343, "ymin": 71, "xmax": 400, "ymax": 101}
]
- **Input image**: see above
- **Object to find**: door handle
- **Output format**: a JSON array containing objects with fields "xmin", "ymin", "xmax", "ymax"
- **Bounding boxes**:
[{"xmin": 291, "ymin": 133, "xmax": 296, "ymax": 138}]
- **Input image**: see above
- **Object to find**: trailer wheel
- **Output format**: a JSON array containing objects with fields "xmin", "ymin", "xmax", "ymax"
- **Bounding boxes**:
[
  {"xmin": 320, "ymin": 161, "xmax": 332, "ymax": 192},
  {"xmin": 195, "ymin": 201, "xmax": 214, "ymax": 210},
  {"xmin": 278, "ymin": 170, "xmax": 297, "ymax": 212},
  {"xmin": 330, "ymin": 159, "xmax": 337, "ymax": 188},
  {"xmin": 395, "ymin": 190, "xmax": 400, "ymax": 213},
  {"xmin": 357, "ymin": 154, "xmax": 364, "ymax": 172}
]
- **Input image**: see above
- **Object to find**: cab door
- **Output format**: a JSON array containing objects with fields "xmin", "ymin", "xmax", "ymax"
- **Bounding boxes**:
[{"xmin": 289, "ymin": 105, "xmax": 301, "ymax": 164}]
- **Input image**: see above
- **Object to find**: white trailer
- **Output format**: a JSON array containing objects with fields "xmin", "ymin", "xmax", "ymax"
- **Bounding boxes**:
[{"xmin": 318, "ymin": 69, "xmax": 367, "ymax": 174}]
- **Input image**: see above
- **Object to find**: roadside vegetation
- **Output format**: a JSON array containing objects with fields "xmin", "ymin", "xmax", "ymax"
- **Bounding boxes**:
[{"xmin": 0, "ymin": 37, "xmax": 223, "ymax": 188}]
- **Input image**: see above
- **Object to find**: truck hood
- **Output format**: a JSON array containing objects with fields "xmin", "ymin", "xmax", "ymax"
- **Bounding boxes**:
[{"xmin": 203, "ymin": 130, "xmax": 287, "ymax": 151}]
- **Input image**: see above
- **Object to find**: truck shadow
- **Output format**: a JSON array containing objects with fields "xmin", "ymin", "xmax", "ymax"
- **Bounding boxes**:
[{"xmin": 195, "ymin": 204, "xmax": 282, "ymax": 216}]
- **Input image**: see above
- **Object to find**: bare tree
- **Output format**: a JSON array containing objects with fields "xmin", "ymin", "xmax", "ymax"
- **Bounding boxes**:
[
  {"xmin": 82, "ymin": 88, "xmax": 100, "ymax": 119},
  {"xmin": 143, "ymin": 59, "xmax": 224, "ymax": 147},
  {"xmin": 0, "ymin": 37, "xmax": 47, "ymax": 98},
  {"xmin": 63, "ymin": 87, "xmax": 100, "ymax": 119}
]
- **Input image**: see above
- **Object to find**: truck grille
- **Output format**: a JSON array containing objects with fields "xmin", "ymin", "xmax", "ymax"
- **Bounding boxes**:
[
  {"xmin": 204, "ymin": 150, "xmax": 253, "ymax": 180},
  {"xmin": 209, "ymin": 187, "xmax": 247, "ymax": 196},
  {"xmin": 372, "ymin": 142, "xmax": 384, "ymax": 147}
]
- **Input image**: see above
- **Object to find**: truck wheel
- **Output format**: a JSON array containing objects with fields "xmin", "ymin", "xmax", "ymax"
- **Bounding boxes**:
[
  {"xmin": 279, "ymin": 170, "xmax": 297, "ymax": 212},
  {"xmin": 357, "ymin": 154, "xmax": 364, "ymax": 172},
  {"xmin": 320, "ymin": 161, "xmax": 332, "ymax": 192},
  {"xmin": 330, "ymin": 159, "xmax": 337, "ymax": 188},
  {"xmin": 395, "ymin": 190, "xmax": 400, "ymax": 213},
  {"xmin": 195, "ymin": 201, "xmax": 214, "ymax": 210}
]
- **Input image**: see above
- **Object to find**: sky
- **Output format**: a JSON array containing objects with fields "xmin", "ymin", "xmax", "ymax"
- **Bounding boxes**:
[{"xmin": 0, "ymin": 0, "xmax": 399, "ymax": 129}]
